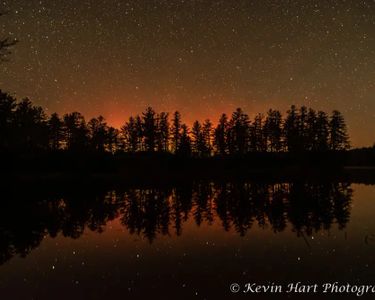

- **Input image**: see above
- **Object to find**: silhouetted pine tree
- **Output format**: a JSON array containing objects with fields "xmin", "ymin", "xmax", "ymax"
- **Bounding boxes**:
[
  {"xmin": 316, "ymin": 111, "xmax": 329, "ymax": 151},
  {"xmin": 191, "ymin": 120, "xmax": 204, "ymax": 156},
  {"xmin": 14, "ymin": 98, "xmax": 48, "ymax": 151},
  {"xmin": 249, "ymin": 113, "xmax": 267, "ymax": 152},
  {"xmin": 0, "ymin": 90, "xmax": 16, "ymax": 151},
  {"xmin": 305, "ymin": 108, "xmax": 317, "ymax": 151},
  {"xmin": 171, "ymin": 111, "xmax": 182, "ymax": 153},
  {"xmin": 156, "ymin": 112, "xmax": 170, "ymax": 152},
  {"xmin": 214, "ymin": 113, "xmax": 228, "ymax": 155},
  {"xmin": 63, "ymin": 112, "xmax": 88, "ymax": 152},
  {"xmin": 48, "ymin": 113, "xmax": 63, "ymax": 151},
  {"xmin": 177, "ymin": 124, "xmax": 191, "ymax": 156},
  {"xmin": 121, "ymin": 116, "xmax": 138, "ymax": 152},
  {"xmin": 202, "ymin": 119, "xmax": 213, "ymax": 156},
  {"xmin": 329, "ymin": 110, "xmax": 350, "ymax": 150},
  {"xmin": 135, "ymin": 115, "xmax": 143, "ymax": 151},
  {"xmin": 264, "ymin": 109, "xmax": 283, "ymax": 152},
  {"xmin": 88, "ymin": 116, "xmax": 108, "ymax": 152},
  {"xmin": 142, "ymin": 107, "xmax": 157, "ymax": 152},
  {"xmin": 299, "ymin": 106, "xmax": 309, "ymax": 151},
  {"xmin": 227, "ymin": 108, "xmax": 250, "ymax": 155},
  {"xmin": 106, "ymin": 126, "xmax": 119, "ymax": 154},
  {"xmin": 284, "ymin": 105, "xmax": 300, "ymax": 152}
]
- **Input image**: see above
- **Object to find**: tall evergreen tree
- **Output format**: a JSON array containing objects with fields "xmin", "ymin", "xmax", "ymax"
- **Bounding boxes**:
[
  {"xmin": 121, "ymin": 116, "xmax": 139, "ymax": 152},
  {"xmin": 171, "ymin": 111, "xmax": 182, "ymax": 153},
  {"xmin": 88, "ymin": 116, "xmax": 108, "ymax": 152},
  {"xmin": 299, "ymin": 106, "xmax": 309, "ymax": 151},
  {"xmin": 227, "ymin": 108, "xmax": 250, "ymax": 155},
  {"xmin": 191, "ymin": 120, "xmax": 204, "ymax": 156},
  {"xmin": 249, "ymin": 113, "xmax": 267, "ymax": 152},
  {"xmin": 202, "ymin": 119, "xmax": 213, "ymax": 156},
  {"xmin": 142, "ymin": 107, "xmax": 157, "ymax": 152},
  {"xmin": 306, "ymin": 108, "xmax": 317, "ymax": 151},
  {"xmin": 63, "ymin": 112, "xmax": 88, "ymax": 151},
  {"xmin": 214, "ymin": 113, "xmax": 228, "ymax": 155},
  {"xmin": 156, "ymin": 112, "xmax": 170, "ymax": 152},
  {"xmin": 283, "ymin": 105, "xmax": 300, "ymax": 152},
  {"xmin": 14, "ymin": 98, "xmax": 48, "ymax": 151},
  {"xmin": 135, "ymin": 115, "xmax": 144, "ymax": 151},
  {"xmin": 264, "ymin": 109, "xmax": 283, "ymax": 152},
  {"xmin": 48, "ymin": 113, "xmax": 63, "ymax": 151},
  {"xmin": 315, "ymin": 111, "xmax": 329, "ymax": 151},
  {"xmin": 177, "ymin": 124, "xmax": 191, "ymax": 156},
  {"xmin": 329, "ymin": 110, "xmax": 350, "ymax": 150},
  {"xmin": 0, "ymin": 90, "xmax": 16, "ymax": 150},
  {"xmin": 106, "ymin": 126, "xmax": 119, "ymax": 154}
]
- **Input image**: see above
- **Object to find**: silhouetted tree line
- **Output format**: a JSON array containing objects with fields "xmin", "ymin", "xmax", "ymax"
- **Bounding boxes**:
[
  {"xmin": 345, "ymin": 145, "xmax": 375, "ymax": 167},
  {"xmin": 0, "ymin": 91, "xmax": 351, "ymax": 156},
  {"xmin": 0, "ymin": 180, "xmax": 352, "ymax": 264}
]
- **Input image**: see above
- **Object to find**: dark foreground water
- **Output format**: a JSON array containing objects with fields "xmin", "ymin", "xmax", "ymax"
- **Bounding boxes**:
[{"xmin": 0, "ymin": 181, "xmax": 374, "ymax": 299}]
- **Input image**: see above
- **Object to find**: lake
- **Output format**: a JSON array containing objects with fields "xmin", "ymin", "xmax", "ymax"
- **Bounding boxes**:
[{"xmin": 0, "ymin": 181, "xmax": 374, "ymax": 299}]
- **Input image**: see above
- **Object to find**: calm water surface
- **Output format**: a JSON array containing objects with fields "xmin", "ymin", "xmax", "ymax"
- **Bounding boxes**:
[{"xmin": 0, "ymin": 181, "xmax": 374, "ymax": 299}]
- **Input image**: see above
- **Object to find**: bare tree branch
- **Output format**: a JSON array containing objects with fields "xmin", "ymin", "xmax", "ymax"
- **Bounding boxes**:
[{"xmin": 0, "ymin": 10, "xmax": 18, "ymax": 62}]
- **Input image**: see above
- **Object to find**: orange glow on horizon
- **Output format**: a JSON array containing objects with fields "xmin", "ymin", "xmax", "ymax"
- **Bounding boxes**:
[{"xmin": 52, "ymin": 92, "xmax": 373, "ymax": 148}]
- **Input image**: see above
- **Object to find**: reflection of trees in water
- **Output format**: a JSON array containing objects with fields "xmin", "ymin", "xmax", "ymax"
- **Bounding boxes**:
[
  {"xmin": 212, "ymin": 182, "xmax": 353, "ymax": 236},
  {"xmin": 287, "ymin": 182, "xmax": 352, "ymax": 236},
  {"xmin": 120, "ymin": 188, "xmax": 172, "ymax": 242},
  {"xmin": 0, "ymin": 181, "xmax": 353, "ymax": 264},
  {"xmin": 0, "ymin": 188, "xmax": 122, "ymax": 265}
]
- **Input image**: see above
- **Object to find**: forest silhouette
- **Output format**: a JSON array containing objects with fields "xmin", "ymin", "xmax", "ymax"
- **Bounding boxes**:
[
  {"xmin": 2, "ymin": 90, "xmax": 375, "ymax": 179},
  {"xmin": 0, "ymin": 90, "xmax": 351, "ymax": 156}
]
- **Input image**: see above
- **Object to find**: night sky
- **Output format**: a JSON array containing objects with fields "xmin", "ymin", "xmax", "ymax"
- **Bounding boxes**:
[{"xmin": 0, "ymin": 0, "xmax": 374, "ymax": 147}]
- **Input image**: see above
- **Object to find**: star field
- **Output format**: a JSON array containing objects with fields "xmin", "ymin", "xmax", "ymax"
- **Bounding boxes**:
[{"xmin": 1, "ymin": 0, "xmax": 374, "ymax": 146}]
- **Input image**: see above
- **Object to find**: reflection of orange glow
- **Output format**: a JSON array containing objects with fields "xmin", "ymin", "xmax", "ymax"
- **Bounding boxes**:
[{"xmin": 46, "ymin": 184, "xmax": 375, "ymax": 251}]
